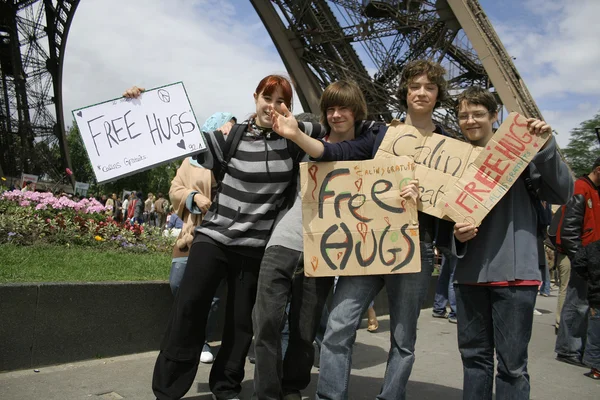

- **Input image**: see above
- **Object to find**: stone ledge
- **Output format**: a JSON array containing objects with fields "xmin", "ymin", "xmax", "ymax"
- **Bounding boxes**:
[{"xmin": 0, "ymin": 276, "xmax": 436, "ymax": 372}]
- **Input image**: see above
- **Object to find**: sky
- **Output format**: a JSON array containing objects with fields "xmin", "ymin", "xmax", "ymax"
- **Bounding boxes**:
[{"xmin": 62, "ymin": 0, "xmax": 600, "ymax": 149}]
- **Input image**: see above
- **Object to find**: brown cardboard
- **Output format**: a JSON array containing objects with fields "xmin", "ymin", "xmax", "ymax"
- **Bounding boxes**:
[
  {"xmin": 375, "ymin": 112, "xmax": 549, "ymax": 225},
  {"xmin": 300, "ymin": 156, "xmax": 421, "ymax": 277}
]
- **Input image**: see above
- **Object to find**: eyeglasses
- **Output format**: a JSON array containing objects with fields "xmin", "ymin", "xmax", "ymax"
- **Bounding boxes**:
[{"xmin": 457, "ymin": 111, "xmax": 489, "ymax": 121}]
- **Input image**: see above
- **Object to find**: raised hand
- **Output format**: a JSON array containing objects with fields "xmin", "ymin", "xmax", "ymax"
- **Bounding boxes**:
[
  {"xmin": 526, "ymin": 118, "xmax": 551, "ymax": 136},
  {"xmin": 271, "ymin": 103, "xmax": 301, "ymax": 139},
  {"xmin": 218, "ymin": 121, "xmax": 234, "ymax": 136}
]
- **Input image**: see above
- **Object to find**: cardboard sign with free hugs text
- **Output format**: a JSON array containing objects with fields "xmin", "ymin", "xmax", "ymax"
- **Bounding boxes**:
[
  {"xmin": 73, "ymin": 82, "xmax": 207, "ymax": 184},
  {"xmin": 300, "ymin": 156, "xmax": 421, "ymax": 278}
]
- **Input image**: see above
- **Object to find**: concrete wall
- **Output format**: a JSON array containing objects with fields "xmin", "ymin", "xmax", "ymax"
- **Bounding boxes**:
[{"xmin": 0, "ymin": 277, "xmax": 437, "ymax": 372}]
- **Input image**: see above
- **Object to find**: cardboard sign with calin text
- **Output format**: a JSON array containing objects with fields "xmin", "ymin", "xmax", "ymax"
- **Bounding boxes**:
[
  {"xmin": 374, "ymin": 112, "xmax": 550, "ymax": 226},
  {"xmin": 300, "ymin": 156, "xmax": 421, "ymax": 278}
]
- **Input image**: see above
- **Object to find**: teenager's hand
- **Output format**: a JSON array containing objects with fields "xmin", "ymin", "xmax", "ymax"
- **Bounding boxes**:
[
  {"xmin": 194, "ymin": 193, "xmax": 211, "ymax": 214},
  {"xmin": 526, "ymin": 118, "xmax": 551, "ymax": 136},
  {"xmin": 218, "ymin": 121, "xmax": 234, "ymax": 136},
  {"xmin": 526, "ymin": 118, "xmax": 552, "ymax": 150},
  {"xmin": 400, "ymin": 180, "xmax": 420, "ymax": 203},
  {"xmin": 271, "ymin": 104, "xmax": 302, "ymax": 140},
  {"xmin": 123, "ymin": 86, "xmax": 145, "ymax": 99},
  {"xmin": 454, "ymin": 222, "xmax": 478, "ymax": 243}
]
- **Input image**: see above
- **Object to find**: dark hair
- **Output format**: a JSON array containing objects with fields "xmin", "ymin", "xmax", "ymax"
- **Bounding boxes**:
[
  {"xmin": 398, "ymin": 60, "xmax": 448, "ymax": 109},
  {"xmin": 157, "ymin": 192, "xmax": 164, "ymax": 198},
  {"xmin": 319, "ymin": 80, "xmax": 368, "ymax": 131},
  {"xmin": 456, "ymin": 86, "xmax": 499, "ymax": 115},
  {"xmin": 593, "ymin": 157, "xmax": 600, "ymax": 171}
]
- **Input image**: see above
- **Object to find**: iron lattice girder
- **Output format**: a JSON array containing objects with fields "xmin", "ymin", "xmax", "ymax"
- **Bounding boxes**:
[{"xmin": 0, "ymin": 0, "xmax": 79, "ymax": 182}]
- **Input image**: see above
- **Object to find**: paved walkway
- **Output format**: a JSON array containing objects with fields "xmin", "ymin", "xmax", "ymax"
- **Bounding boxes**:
[{"xmin": 1, "ymin": 289, "xmax": 598, "ymax": 399}]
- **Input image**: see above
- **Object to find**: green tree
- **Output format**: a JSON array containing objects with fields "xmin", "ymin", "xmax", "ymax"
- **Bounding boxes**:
[{"xmin": 562, "ymin": 111, "xmax": 600, "ymax": 177}]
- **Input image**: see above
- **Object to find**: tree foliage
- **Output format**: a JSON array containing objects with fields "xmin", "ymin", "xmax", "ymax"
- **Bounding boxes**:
[{"xmin": 562, "ymin": 111, "xmax": 600, "ymax": 177}]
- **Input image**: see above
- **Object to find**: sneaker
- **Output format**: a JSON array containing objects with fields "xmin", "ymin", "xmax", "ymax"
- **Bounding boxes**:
[
  {"xmin": 200, "ymin": 343, "xmax": 214, "ymax": 364},
  {"xmin": 584, "ymin": 368, "xmax": 600, "ymax": 380},
  {"xmin": 533, "ymin": 309, "xmax": 542, "ymax": 316},
  {"xmin": 211, "ymin": 395, "xmax": 240, "ymax": 400},
  {"xmin": 283, "ymin": 391, "xmax": 302, "ymax": 400},
  {"xmin": 432, "ymin": 311, "xmax": 447, "ymax": 318},
  {"xmin": 448, "ymin": 315, "xmax": 458, "ymax": 324}
]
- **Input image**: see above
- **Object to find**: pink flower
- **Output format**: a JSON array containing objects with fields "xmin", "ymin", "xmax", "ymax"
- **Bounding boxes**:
[
  {"xmin": 66, "ymin": 168, "xmax": 73, "ymax": 176},
  {"xmin": 20, "ymin": 200, "xmax": 30, "ymax": 207}
]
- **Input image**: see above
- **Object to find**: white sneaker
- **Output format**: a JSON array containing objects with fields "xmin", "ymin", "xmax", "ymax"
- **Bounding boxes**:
[
  {"xmin": 533, "ymin": 309, "xmax": 542, "ymax": 316},
  {"xmin": 200, "ymin": 347, "xmax": 214, "ymax": 364}
]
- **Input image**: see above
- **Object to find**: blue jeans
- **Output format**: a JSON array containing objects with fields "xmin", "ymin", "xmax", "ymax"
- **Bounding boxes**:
[
  {"xmin": 433, "ymin": 255, "xmax": 457, "ymax": 318},
  {"xmin": 539, "ymin": 262, "xmax": 551, "ymax": 296},
  {"xmin": 316, "ymin": 242, "xmax": 434, "ymax": 400},
  {"xmin": 583, "ymin": 306, "xmax": 600, "ymax": 370},
  {"xmin": 454, "ymin": 284, "xmax": 537, "ymax": 400},
  {"xmin": 555, "ymin": 268, "xmax": 589, "ymax": 359}
]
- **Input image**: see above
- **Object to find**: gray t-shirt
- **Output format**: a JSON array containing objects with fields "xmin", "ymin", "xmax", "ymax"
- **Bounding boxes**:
[{"xmin": 266, "ymin": 155, "xmax": 310, "ymax": 252}]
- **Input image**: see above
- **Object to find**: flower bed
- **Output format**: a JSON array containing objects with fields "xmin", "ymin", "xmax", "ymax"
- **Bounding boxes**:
[{"xmin": 0, "ymin": 189, "xmax": 175, "ymax": 253}]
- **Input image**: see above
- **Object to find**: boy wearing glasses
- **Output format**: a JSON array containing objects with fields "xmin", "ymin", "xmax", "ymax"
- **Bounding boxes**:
[{"xmin": 452, "ymin": 87, "xmax": 573, "ymax": 399}]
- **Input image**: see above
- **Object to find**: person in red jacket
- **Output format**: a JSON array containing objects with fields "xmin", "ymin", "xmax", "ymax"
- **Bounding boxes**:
[{"xmin": 555, "ymin": 157, "xmax": 600, "ymax": 366}]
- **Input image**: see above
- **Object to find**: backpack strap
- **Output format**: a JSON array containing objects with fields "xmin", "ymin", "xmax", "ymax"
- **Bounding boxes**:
[{"xmin": 213, "ymin": 123, "xmax": 246, "ymax": 185}]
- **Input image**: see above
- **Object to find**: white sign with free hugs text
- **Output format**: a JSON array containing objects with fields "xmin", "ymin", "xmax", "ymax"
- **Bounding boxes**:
[{"xmin": 73, "ymin": 82, "xmax": 207, "ymax": 183}]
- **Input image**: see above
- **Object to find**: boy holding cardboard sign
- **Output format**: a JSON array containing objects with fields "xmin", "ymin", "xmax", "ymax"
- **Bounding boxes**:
[
  {"xmin": 452, "ymin": 87, "xmax": 572, "ymax": 399},
  {"xmin": 272, "ymin": 60, "xmax": 451, "ymax": 400}
]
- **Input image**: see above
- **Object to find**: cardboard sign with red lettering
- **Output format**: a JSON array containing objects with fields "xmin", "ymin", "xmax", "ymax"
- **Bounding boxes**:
[
  {"xmin": 442, "ymin": 112, "xmax": 549, "ymax": 225},
  {"xmin": 374, "ymin": 112, "xmax": 550, "ymax": 226},
  {"xmin": 300, "ymin": 156, "xmax": 421, "ymax": 277}
]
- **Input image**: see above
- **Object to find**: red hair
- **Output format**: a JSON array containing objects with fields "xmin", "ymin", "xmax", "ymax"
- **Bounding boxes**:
[{"xmin": 255, "ymin": 75, "xmax": 293, "ymax": 110}]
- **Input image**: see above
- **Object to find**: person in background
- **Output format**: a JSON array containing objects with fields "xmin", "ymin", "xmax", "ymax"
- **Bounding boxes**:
[
  {"xmin": 144, "ymin": 193, "xmax": 155, "ymax": 226},
  {"xmin": 154, "ymin": 193, "xmax": 169, "ymax": 230},
  {"xmin": 452, "ymin": 86, "xmax": 572, "ymax": 400},
  {"xmin": 432, "ymin": 253, "xmax": 458, "ymax": 324},
  {"xmin": 571, "ymin": 238, "xmax": 600, "ymax": 379},
  {"xmin": 133, "ymin": 191, "xmax": 144, "ymax": 224},
  {"xmin": 555, "ymin": 157, "xmax": 600, "ymax": 366},
  {"xmin": 121, "ymin": 194, "xmax": 130, "ymax": 224}
]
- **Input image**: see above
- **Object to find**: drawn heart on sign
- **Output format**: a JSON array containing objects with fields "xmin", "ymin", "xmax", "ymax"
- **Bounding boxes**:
[
  {"xmin": 337, "ymin": 251, "xmax": 344, "ymax": 260},
  {"xmin": 176, "ymin": 140, "xmax": 186, "ymax": 150},
  {"xmin": 357, "ymin": 222, "xmax": 368, "ymax": 242},
  {"xmin": 354, "ymin": 178, "xmax": 363, "ymax": 191},
  {"xmin": 310, "ymin": 256, "xmax": 319, "ymax": 271},
  {"xmin": 384, "ymin": 217, "xmax": 391, "ymax": 226},
  {"xmin": 77, "ymin": 111, "xmax": 82, "ymax": 117}
]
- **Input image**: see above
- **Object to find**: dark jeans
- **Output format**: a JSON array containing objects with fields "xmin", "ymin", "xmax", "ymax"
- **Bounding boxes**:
[
  {"xmin": 433, "ymin": 255, "xmax": 457, "ymax": 318},
  {"xmin": 454, "ymin": 284, "xmax": 537, "ymax": 400},
  {"xmin": 153, "ymin": 236, "xmax": 262, "ymax": 400},
  {"xmin": 169, "ymin": 258, "xmax": 224, "ymax": 342},
  {"xmin": 252, "ymin": 245, "xmax": 333, "ymax": 400},
  {"xmin": 555, "ymin": 268, "xmax": 589, "ymax": 359},
  {"xmin": 583, "ymin": 306, "xmax": 600, "ymax": 370}
]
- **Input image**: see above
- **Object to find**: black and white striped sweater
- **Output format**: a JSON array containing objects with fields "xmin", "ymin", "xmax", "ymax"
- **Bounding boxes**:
[{"xmin": 197, "ymin": 121, "xmax": 323, "ymax": 248}]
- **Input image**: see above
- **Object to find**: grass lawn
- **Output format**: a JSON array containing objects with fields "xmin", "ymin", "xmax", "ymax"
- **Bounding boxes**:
[{"xmin": 0, "ymin": 243, "xmax": 172, "ymax": 283}]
